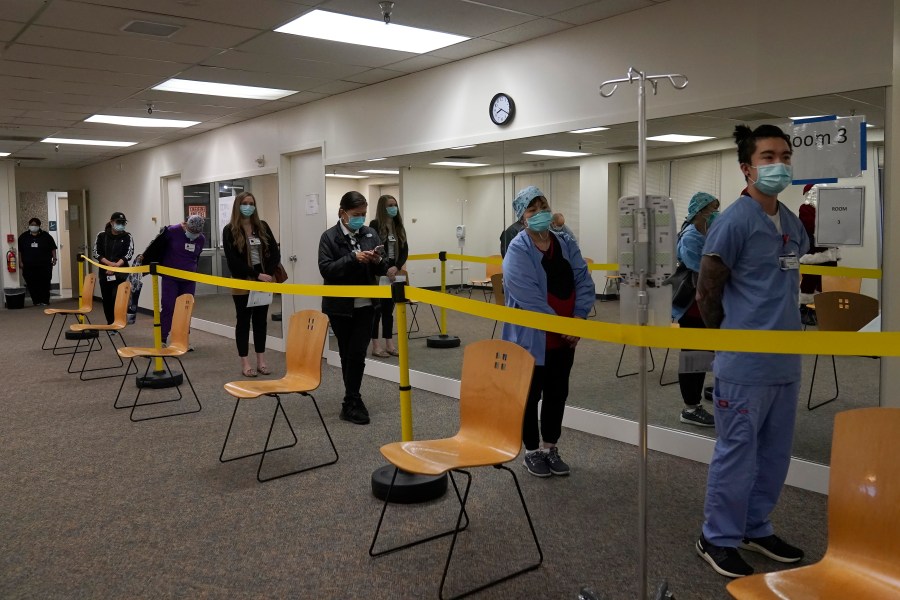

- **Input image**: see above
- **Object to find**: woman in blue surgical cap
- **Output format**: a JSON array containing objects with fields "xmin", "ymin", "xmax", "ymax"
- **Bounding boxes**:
[{"xmin": 501, "ymin": 186, "xmax": 595, "ymax": 478}]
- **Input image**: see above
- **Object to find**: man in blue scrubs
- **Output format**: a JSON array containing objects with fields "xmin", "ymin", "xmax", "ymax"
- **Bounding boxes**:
[{"xmin": 694, "ymin": 124, "xmax": 810, "ymax": 578}]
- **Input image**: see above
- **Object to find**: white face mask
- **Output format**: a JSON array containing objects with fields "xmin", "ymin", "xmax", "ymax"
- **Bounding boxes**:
[{"xmin": 29, "ymin": 225, "xmax": 39, "ymax": 233}]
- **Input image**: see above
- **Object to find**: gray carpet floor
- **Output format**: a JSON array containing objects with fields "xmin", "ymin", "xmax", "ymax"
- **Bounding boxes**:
[{"xmin": 2, "ymin": 300, "xmax": 830, "ymax": 599}]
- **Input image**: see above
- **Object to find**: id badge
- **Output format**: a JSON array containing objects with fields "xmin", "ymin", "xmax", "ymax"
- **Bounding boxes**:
[
  {"xmin": 184, "ymin": 243, "xmax": 195, "ymax": 252},
  {"xmin": 106, "ymin": 274, "xmax": 117, "ymax": 282},
  {"xmin": 31, "ymin": 242, "xmax": 39, "ymax": 248},
  {"xmin": 248, "ymin": 237, "xmax": 261, "ymax": 246},
  {"xmin": 779, "ymin": 254, "xmax": 800, "ymax": 271}
]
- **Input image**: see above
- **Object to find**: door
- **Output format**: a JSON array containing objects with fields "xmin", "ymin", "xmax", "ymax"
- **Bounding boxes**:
[
  {"xmin": 56, "ymin": 195, "xmax": 71, "ymax": 292},
  {"xmin": 66, "ymin": 189, "xmax": 89, "ymax": 292}
]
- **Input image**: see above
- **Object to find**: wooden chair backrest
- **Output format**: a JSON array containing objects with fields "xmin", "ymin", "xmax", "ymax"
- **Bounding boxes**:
[
  {"xmin": 80, "ymin": 273, "xmax": 97, "ymax": 311},
  {"xmin": 485, "ymin": 255, "xmax": 502, "ymax": 279},
  {"xmin": 167, "ymin": 294, "xmax": 195, "ymax": 352},
  {"xmin": 111, "ymin": 280, "xmax": 132, "ymax": 327},
  {"xmin": 457, "ymin": 340, "xmax": 535, "ymax": 454},
  {"xmin": 813, "ymin": 291, "xmax": 879, "ymax": 332},
  {"xmin": 827, "ymin": 408, "xmax": 900, "ymax": 574},
  {"xmin": 822, "ymin": 275, "xmax": 861, "ymax": 294},
  {"xmin": 490, "ymin": 273, "xmax": 504, "ymax": 307},
  {"xmin": 285, "ymin": 310, "xmax": 329, "ymax": 386}
]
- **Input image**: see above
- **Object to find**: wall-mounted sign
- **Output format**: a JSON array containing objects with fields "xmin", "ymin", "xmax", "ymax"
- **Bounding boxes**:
[
  {"xmin": 789, "ymin": 115, "xmax": 866, "ymax": 184},
  {"xmin": 49, "ymin": 221, "xmax": 57, "ymax": 231},
  {"xmin": 187, "ymin": 205, "xmax": 207, "ymax": 218},
  {"xmin": 816, "ymin": 186, "xmax": 864, "ymax": 246}
]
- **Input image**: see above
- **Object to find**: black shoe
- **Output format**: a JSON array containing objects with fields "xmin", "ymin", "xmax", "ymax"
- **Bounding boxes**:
[
  {"xmin": 680, "ymin": 405, "xmax": 715, "ymax": 427},
  {"xmin": 741, "ymin": 534, "xmax": 804, "ymax": 563},
  {"xmin": 340, "ymin": 403, "xmax": 370, "ymax": 425},
  {"xmin": 522, "ymin": 451, "xmax": 551, "ymax": 477},
  {"xmin": 696, "ymin": 535, "xmax": 753, "ymax": 578},
  {"xmin": 545, "ymin": 446, "xmax": 570, "ymax": 476}
]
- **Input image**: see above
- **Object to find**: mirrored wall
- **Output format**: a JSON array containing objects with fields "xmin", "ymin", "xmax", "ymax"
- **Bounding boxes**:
[{"xmin": 324, "ymin": 88, "xmax": 886, "ymax": 466}]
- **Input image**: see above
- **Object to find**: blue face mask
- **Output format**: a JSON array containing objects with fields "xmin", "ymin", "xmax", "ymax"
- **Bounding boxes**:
[
  {"xmin": 240, "ymin": 205, "xmax": 256, "ymax": 217},
  {"xmin": 526, "ymin": 210, "xmax": 553, "ymax": 232},
  {"xmin": 386, "ymin": 206, "xmax": 399, "ymax": 218},
  {"xmin": 186, "ymin": 231, "xmax": 200, "ymax": 241},
  {"xmin": 113, "ymin": 223, "xmax": 126, "ymax": 232},
  {"xmin": 347, "ymin": 215, "xmax": 366, "ymax": 231},
  {"xmin": 706, "ymin": 211, "xmax": 719, "ymax": 229},
  {"xmin": 751, "ymin": 163, "xmax": 792, "ymax": 196}
]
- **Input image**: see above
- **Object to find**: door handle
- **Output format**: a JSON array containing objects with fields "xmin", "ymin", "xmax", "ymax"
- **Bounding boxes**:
[{"xmin": 289, "ymin": 255, "xmax": 298, "ymax": 262}]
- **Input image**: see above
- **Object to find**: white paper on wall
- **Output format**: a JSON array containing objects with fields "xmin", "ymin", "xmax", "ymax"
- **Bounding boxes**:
[
  {"xmin": 816, "ymin": 186, "xmax": 864, "ymax": 246},
  {"xmin": 789, "ymin": 115, "xmax": 866, "ymax": 183}
]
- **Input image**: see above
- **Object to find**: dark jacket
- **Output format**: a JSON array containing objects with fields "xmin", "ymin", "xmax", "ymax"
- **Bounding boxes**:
[
  {"xmin": 369, "ymin": 218, "xmax": 409, "ymax": 270},
  {"xmin": 18, "ymin": 230, "xmax": 57, "ymax": 268},
  {"xmin": 500, "ymin": 221, "xmax": 525, "ymax": 257},
  {"xmin": 222, "ymin": 221, "xmax": 280, "ymax": 290},
  {"xmin": 318, "ymin": 222, "xmax": 388, "ymax": 317},
  {"xmin": 93, "ymin": 229, "xmax": 134, "ymax": 280}
]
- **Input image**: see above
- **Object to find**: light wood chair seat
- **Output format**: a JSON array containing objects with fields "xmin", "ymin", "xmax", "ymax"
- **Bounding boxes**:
[
  {"xmin": 469, "ymin": 255, "xmax": 502, "ymax": 300},
  {"xmin": 66, "ymin": 280, "xmax": 135, "ymax": 380},
  {"xmin": 370, "ymin": 340, "xmax": 541, "ymax": 600},
  {"xmin": 219, "ymin": 309, "xmax": 337, "ymax": 483},
  {"xmin": 42, "ymin": 273, "xmax": 97, "ymax": 355},
  {"xmin": 727, "ymin": 407, "xmax": 900, "ymax": 600}
]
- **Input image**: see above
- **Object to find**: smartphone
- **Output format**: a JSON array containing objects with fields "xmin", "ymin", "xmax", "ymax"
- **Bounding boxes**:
[{"xmin": 374, "ymin": 244, "xmax": 385, "ymax": 256}]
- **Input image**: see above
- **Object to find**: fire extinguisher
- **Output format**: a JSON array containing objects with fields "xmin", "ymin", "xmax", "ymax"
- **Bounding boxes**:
[{"xmin": 6, "ymin": 247, "xmax": 16, "ymax": 273}]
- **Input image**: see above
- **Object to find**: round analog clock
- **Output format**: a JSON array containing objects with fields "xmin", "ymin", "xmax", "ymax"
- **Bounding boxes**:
[{"xmin": 489, "ymin": 93, "xmax": 515, "ymax": 126}]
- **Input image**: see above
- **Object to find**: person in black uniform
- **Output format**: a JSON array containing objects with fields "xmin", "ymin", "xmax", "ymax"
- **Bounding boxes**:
[
  {"xmin": 93, "ymin": 211, "xmax": 134, "ymax": 324},
  {"xmin": 318, "ymin": 191, "xmax": 389, "ymax": 425},
  {"xmin": 18, "ymin": 217, "xmax": 58, "ymax": 306}
]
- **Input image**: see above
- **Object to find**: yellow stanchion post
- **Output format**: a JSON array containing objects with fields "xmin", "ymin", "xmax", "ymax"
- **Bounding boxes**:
[
  {"xmin": 136, "ymin": 262, "xmax": 183, "ymax": 389},
  {"xmin": 370, "ymin": 280, "xmax": 448, "ymax": 502},
  {"xmin": 151, "ymin": 263, "xmax": 164, "ymax": 372},
  {"xmin": 425, "ymin": 250, "xmax": 460, "ymax": 348},
  {"xmin": 76, "ymin": 255, "xmax": 85, "ymax": 324}
]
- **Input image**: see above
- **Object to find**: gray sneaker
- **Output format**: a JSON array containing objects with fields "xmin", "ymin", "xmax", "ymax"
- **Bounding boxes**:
[
  {"xmin": 545, "ymin": 446, "xmax": 570, "ymax": 475},
  {"xmin": 681, "ymin": 405, "xmax": 715, "ymax": 427},
  {"xmin": 522, "ymin": 451, "xmax": 551, "ymax": 477}
]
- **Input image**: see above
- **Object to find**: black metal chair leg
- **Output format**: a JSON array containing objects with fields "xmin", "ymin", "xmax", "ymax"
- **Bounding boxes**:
[
  {"xmin": 219, "ymin": 396, "xmax": 299, "ymax": 468},
  {"xmin": 808, "ymin": 354, "xmax": 840, "ymax": 410},
  {"xmin": 41, "ymin": 313, "xmax": 60, "ymax": 350},
  {"xmin": 616, "ymin": 345, "xmax": 655, "ymax": 377},
  {"xmin": 255, "ymin": 393, "xmax": 337, "ymax": 482},
  {"xmin": 130, "ymin": 357, "xmax": 202, "ymax": 422},
  {"xmin": 69, "ymin": 330, "xmax": 137, "ymax": 381},
  {"xmin": 659, "ymin": 348, "xmax": 678, "ymax": 386}
]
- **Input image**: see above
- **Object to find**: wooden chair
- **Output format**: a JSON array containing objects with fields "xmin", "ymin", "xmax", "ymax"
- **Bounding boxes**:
[
  {"xmin": 469, "ymin": 255, "xmax": 502, "ymax": 301},
  {"xmin": 406, "ymin": 273, "xmax": 441, "ymax": 340},
  {"xmin": 370, "ymin": 340, "xmax": 540, "ymax": 600},
  {"xmin": 727, "ymin": 407, "xmax": 900, "ymax": 600},
  {"xmin": 803, "ymin": 276, "xmax": 862, "ymax": 328},
  {"xmin": 220, "ymin": 310, "xmax": 337, "ymax": 483},
  {"xmin": 807, "ymin": 291, "xmax": 879, "ymax": 410},
  {"xmin": 490, "ymin": 272, "xmax": 505, "ymax": 339},
  {"xmin": 67, "ymin": 280, "xmax": 137, "ymax": 381},
  {"xmin": 42, "ymin": 272, "xmax": 98, "ymax": 355},
  {"xmin": 583, "ymin": 258, "xmax": 597, "ymax": 317},
  {"xmin": 113, "ymin": 294, "xmax": 201, "ymax": 422}
]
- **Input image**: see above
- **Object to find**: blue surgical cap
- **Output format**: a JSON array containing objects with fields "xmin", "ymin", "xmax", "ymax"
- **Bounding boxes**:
[
  {"xmin": 685, "ymin": 192, "xmax": 717, "ymax": 222},
  {"xmin": 513, "ymin": 186, "xmax": 544, "ymax": 221}
]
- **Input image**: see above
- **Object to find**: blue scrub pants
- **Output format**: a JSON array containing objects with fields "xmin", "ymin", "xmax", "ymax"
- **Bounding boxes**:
[{"xmin": 702, "ymin": 378, "xmax": 800, "ymax": 547}]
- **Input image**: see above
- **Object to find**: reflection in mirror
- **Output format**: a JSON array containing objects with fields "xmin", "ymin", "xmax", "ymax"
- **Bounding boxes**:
[
  {"xmin": 324, "ymin": 88, "xmax": 885, "ymax": 467},
  {"xmin": 186, "ymin": 174, "xmax": 283, "ymax": 338}
]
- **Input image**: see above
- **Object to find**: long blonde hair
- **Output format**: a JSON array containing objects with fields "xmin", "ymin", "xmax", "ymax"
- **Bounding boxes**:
[{"xmin": 228, "ymin": 191, "xmax": 270, "ymax": 257}]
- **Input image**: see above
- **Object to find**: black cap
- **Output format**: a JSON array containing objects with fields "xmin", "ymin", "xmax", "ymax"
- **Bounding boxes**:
[{"xmin": 110, "ymin": 211, "xmax": 127, "ymax": 222}]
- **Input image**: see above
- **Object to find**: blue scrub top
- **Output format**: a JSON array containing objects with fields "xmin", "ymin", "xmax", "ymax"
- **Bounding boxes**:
[{"xmin": 703, "ymin": 195, "xmax": 810, "ymax": 385}]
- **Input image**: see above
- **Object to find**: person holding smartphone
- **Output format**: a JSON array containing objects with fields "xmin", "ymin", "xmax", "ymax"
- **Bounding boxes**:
[
  {"xmin": 318, "ymin": 191, "xmax": 389, "ymax": 425},
  {"xmin": 369, "ymin": 194, "xmax": 408, "ymax": 357}
]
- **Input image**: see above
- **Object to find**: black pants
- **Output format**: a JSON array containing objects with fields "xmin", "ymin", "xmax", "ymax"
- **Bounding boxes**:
[
  {"xmin": 330, "ymin": 305, "xmax": 375, "ymax": 406},
  {"xmin": 99, "ymin": 273, "xmax": 124, "ymax": 324},
  {"xmin": 232, "ymin": 294, "xmax": 269, "ymax": 357},
  {"xmin": 23, "ymin": 265, "xmax": 52, "ymax": 305},
  {"xmin": 371, "ymin": 298, "xmax": 395, "ymax": 339},
  {"xmin": 677, "ymin": 311, "xmax": 706, "ymax": 407},
  {"xmin": 523, "ymin": 346, "xmax": 576, "ymax": 451}
]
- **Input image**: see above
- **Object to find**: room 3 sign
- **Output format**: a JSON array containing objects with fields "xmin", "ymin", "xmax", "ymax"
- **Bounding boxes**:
[{"xmin": 489, "ymin": 93, "xmax": 515, "ymax": 126}]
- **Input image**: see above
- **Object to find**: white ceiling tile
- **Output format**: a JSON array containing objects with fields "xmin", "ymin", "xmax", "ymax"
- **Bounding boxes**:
[
  {"xmin": 483, "ymin": 18, "xmax": 572, "ymax": 45},
  {"xmin": 428, "ymin": 37, "xmax": 507, "ymax": 61},
  {"xmin": 110, "ymin": 99, "xmax": 246, "ymax": 118},
  {"xmin": 3, "ymin": 44, "xmax": 191, "ymax": 78},
  {"xmin": 384, "ymin": 55, "xmax": 453, "ymax": 74},
  {"xmin": 0, "ymin": 74, "xmax": 144, "ymax": 100},
  {"xmin": 202, "ymin": 49, "xmax": 368, "ymax": 80},
  {"xmin": 237, "ymin": 32, "xmax": 415, "ymax": 68},
  {"xmin": 551, "ymin": 0, "xmax": 657, "ymax": 25},
  {"xmin": 177, "ymin": 65, "xmax": 326, "ymax": 92},
  {"xmin": 309, "ymin": 80, "xmax": 366, "ymax": 95},
  {"xmin": 131, "ymin": 89, "xmax": 266, "ymax": 109},
  {"xmin": 2, "ymin": 0, "xmax": 47, "ymax": 23},
  {"xmin": 343, "ymin": 68, "xmax": 405, "ymax": 85},
  {"xmin": 74, "ymin": 0, "xmax": 316, "ymax": 29},
  {"xmin": 0, "ymin": 19, "xmax": 24, "ymax": 41},
  {"xmin": 0, "ymin": 60, "xmax": 163, "ymax": 89},
  {"xmin": 469, "ymin": 0, "xmax": 596, "ymax": 17}
]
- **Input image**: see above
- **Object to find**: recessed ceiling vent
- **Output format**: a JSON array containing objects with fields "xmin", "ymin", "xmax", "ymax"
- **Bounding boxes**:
[
  {"xmin": 444, "ymin": 155, "xmax": 478, "ymax": 160},
  {"xmin": 607, "ymin": 145, "xmax": 639, "ymax": 151},
  {"xmin": 122, "ymin": 20, "xmax": 182, "ymax": 38},
  {"xmin": 0, "ymin": 135, "xmax": 43, "ymax": 142}
]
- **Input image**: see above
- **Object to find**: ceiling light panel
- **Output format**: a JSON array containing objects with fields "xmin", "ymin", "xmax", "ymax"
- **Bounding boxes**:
[
  {"xmin": 646, "ymin": 134, "xmax": 715, "ymax": 143},
  {"xmin": 275, "ymin": 10, "xmax": 469, "ymax": 54},
  {"xmin": 523, "ymin": 149, "xmax": 590, "ymax": 157},
  {"xmin": 42, "ymin": 137, "xmax": 136, "ymax": 147},
  {"xmin": 326, "ymin": 174, "xmax": 369, "ymax": 179},
  {"xmin": 86, "ymin": 115, "xmax": 199, "ymax": 128},
  {"xmin": 570, "ymin": 127, "xmax": 609, "ymax": 133},
  {"xmin": 0, "ymin": 152, "xmax": 10, "ymax": 157},
  {"xmin": 430, "ymin": 161, "xmax": 489, "ymax": 167},
  {"xmin": 359, "ymin": 169, "xmax": 399, "ymax": 175},
  {"xmin": 152, "ymin": 78, "xmax": 298, "ymax": 100}
]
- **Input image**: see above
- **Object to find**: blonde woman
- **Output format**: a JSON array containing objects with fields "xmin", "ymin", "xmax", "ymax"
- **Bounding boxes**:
[
  {"xmin": 368, "ymin": 194, "xmax": 408, "ymax": 357},
  {"xmin": 222, "ymin": 192, "xmax": 280, "ymax": 377}
]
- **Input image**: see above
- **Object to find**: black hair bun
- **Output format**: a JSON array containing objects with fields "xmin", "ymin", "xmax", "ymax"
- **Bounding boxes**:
[{"xmin": 733, "ymin": 125, "xmax": 752, "ymax": 145}]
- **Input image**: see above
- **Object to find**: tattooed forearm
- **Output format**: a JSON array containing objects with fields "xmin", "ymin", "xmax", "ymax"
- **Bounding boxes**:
[{"xmin": 696, "ymin": 255, "xmax": 730, "ymax": 329}]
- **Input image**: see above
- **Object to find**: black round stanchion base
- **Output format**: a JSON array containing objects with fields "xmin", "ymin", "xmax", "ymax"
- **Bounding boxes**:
[
  {"xmin": 136, "ymin": 370, "xmax": 183, "ymax": 389},
  {"xmin": 65, "ymin": 330, "xmax": 99, "ymax": 340},
  {"xmin": 371, "ymin": 465, "xmax": 448, "ymax": 503},
  {"xmin": 426, "ymin": 334, "xmax": 461, "ymax": 349},
  {"xmin": 272, "ymin": 312, "xmax": 282, "ymax": 322}
]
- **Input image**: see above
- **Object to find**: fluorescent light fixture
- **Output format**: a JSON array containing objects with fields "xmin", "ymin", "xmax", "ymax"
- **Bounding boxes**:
[
  {"xmin": 790, "ymin": 115, "xmax": 826, "ymax": 120},
  {"xmin": 0, "ymin": 152, "xmax": 10, "ymax": 157},
  {"xmin": 359, "ymin": 169, "xmax": 399, "ymax": 175},
  {"xmin": 430, "ymin": 161, "xmax": 489, "ymax": 167},
  {"xmin": 42, "ymin": 137, "xmax": 136, "ymax": 147},
  {"xmin": 275, "ymin": 10, "xmax": 469, "ymax": 54},
  {"xmin": 153, "ymin": 78, "xmax": 297, "ymax": 100},
  {"xmin": 523, "ymin": 149, "xmax": 590, "ymax": 158},
  {"xmin": 569, "ymin": 127, "xmax": 609, "ymax": 133},
  {"xmin": 86, "ymin": 115, "xmax": 199, "ymax": 128},
  {"xmin": 326, "ymin": 173, "xmax": 369, "ymax": 179},
  {"xmin": 450, "ymin": 145, "xmax": 477, "ymax": 150},
  {"xmin": 366, "ymin": 157, "xmax": 387, "ymax": 162},
  {"xmin": 646, "ymin": 134, "xmax": 714, "ymax": 143}
]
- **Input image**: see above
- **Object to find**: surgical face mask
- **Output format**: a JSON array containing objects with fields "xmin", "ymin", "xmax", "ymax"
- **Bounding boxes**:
[
  {"xmin": 29, "ymin": 225, "xmax": 39, "ymax": 233},
  {"xmin": 114, "ymin": 223, "xmax": 126, "ymax": 232},
  {"xmin": 706, "ymin": 211, "xmax": 719, "ymax": 229},
  {"xmin": 346, "ymin": 215, "xmax": 366, "ymax": 231},
  {"xmin": 239, "ymin": 204, "xmax": 256, "ymax": 217},
  {"xmin": 386, "ymin": 206, "xmax": 399, "ymax": 218},
  {"xmin": 186, "ymin": 231, "xmax": 200, "ymax": 241},
  {"xmin": 750, "ymin": 162, "xmax": 792, "ymax": 196},
  {"xmin": 526, "ymin": 209, "xmax": 553, "ymax": 232}
]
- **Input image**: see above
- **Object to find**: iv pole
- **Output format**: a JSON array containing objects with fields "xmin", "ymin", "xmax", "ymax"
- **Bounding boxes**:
[{"xmin": 599, "ymin": 67, "xmax": 688, "ymax": 600}]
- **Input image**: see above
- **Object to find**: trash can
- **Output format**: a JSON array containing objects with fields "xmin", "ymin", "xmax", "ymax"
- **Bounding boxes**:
[{"xmin": 4, "ymin": 287, "xmax": 26, "ymax": 309}]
